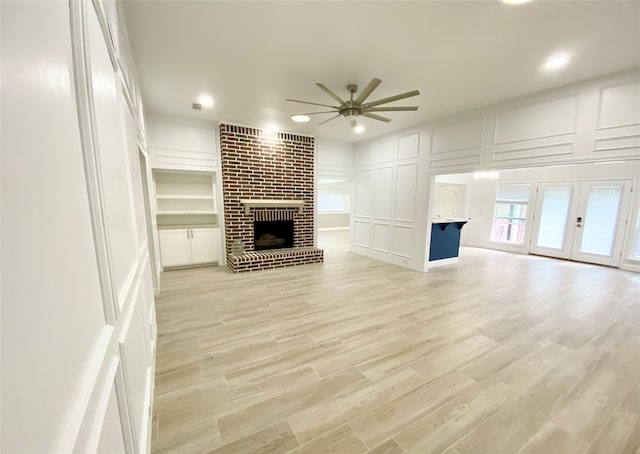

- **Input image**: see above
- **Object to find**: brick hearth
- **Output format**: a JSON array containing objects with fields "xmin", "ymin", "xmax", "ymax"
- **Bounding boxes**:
[{"xmin": 219, "ymin": 124, "xmax": 323, "ymax": 272}]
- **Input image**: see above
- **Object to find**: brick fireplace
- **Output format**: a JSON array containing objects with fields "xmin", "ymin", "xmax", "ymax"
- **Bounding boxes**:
[{"xmin": 219, "ymin": 124, "xmax": 323, "ymax": 272}]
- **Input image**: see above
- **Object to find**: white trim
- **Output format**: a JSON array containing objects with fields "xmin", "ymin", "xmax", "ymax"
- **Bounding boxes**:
[
  {"xmin": 70, "ymin": 0, "xmax": 120, "ymax": 323},
  {"xmin": 85, "ymin": 356, "xmax": 121, "ymax": 453},
  {"xmin": 138, "ymin": 366, "xmax": 154, "ymax": 454},
  {"xmin": 240, "ymin": 199, "xmax": 304, "ymax": 214},
  {"xmin": 318, "ymin": 227, "xmax": 349, "ymax": 231},
  {"xmin": 428, "ymin": 257, "xmax": 460, "ymax": 267},
  {"xmin": 621, "ymin": 262, "xmax": 640, "ymax": 273},
  {"xmin": 54, "ymin": 326, "xmax": 114, "ymax": 452}
]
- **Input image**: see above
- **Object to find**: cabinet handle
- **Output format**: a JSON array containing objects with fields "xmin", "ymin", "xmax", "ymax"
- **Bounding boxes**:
[{"xmin": 187, "ymin": 230, "xmax": 190, "ymax": 239}]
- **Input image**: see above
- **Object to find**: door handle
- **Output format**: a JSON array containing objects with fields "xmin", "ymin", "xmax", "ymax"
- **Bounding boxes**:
[{"xmin": 577, "ymin": 216, "xmax": 582, "ymax": 228}]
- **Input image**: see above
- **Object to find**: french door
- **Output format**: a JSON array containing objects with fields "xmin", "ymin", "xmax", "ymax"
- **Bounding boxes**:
[{"xmin": 530, "ymin": 180, "xmax": 633, "ymax": 266}]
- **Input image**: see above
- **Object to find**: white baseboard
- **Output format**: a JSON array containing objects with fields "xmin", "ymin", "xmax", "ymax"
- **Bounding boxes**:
[
  {"xmin": 318, "ymin": 227, "xmax": 349, "ymax": 231},
  {"xmin": 428, "ymin": 257, "xmax": 459, "ymax": 268}
]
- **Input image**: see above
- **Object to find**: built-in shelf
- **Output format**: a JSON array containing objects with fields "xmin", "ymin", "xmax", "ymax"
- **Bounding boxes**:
[
  {"xmin": 156, "ymin": 194, "xmax": 214, "ymax": 200},
  {"xmin": 240, "ymin": 199, "xmax": 304, "ymax": 214},
  {"xmin": 157, "ymin": 210, "xmax": 217, "ymax": 215},
  {"xmin": 154, "ymin": 169, "xmax": 217, "ymax": 227}
]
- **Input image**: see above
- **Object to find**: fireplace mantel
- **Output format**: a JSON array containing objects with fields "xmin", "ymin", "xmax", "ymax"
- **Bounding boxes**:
[{"xmin": 240, "ymin": 199, "xmax": 304, "ymax": 214}]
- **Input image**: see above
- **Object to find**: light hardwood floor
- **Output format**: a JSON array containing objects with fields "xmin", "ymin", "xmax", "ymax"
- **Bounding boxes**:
[{"xmin": 151, "ymin": 231, "xmax": 640, "ymax": 454}]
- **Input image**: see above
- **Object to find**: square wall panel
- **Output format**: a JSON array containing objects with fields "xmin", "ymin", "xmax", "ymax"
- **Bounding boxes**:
[
  {"xmin": 373, "ymin": 167, "xmax": 393, "ymax": 219},
  {"xmin": 353, "ymin": 221, "xmax": 371, "ymax": 247},
  {"xmin": 392, "ymin": 225, "xmax": 414, "ymax": 258},
  {"xmin": 373, "ymin": 223, "xmax": 390, "ymax": 252}
]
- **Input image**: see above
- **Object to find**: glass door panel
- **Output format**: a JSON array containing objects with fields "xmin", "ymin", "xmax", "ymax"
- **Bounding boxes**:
[
  {"xmin": 571, "ymin": 181, "xmax": 632, "ymax": 266},
  {"xmin": 529, "ymin": 183, "xmax": 579, "ymax": 259},
  {"xmin": 536, "ymin": 186, "xmax": 573, "ymax": 249},
  {"xmin": 579, "ymin": 186, "xmax": 622, "ymax": 256}
]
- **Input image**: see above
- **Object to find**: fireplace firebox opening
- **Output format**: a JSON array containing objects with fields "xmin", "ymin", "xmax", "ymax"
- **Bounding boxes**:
[{"xmin": 254, "ymin": 220, "xmax": 294, "ymax": 250}]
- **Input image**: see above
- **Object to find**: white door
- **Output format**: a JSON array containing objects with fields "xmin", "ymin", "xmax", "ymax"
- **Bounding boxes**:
[
  {"xmin": 158, "ymin": 229, "xmax": 191, "ymax": 267},
  {"xmin": 191, "ymin": 228, "xmax": 220, "ymax": 264},
  {"xmin": 530, "ymin": 180, "xmax": 633, "ymax": 266}
]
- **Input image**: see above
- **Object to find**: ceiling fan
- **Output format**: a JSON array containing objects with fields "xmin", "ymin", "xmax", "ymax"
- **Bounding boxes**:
[{"xmin": 286, "ymin": 78, "xmax": 420, "ymax": 127}]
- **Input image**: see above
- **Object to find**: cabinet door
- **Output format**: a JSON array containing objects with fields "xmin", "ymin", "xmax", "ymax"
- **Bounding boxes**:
[
  {"xmin": 190, "ymin": 228, "xmax": 220, "ymax": 264},
  {"xmin": 158, "ymin": 229, "xmax": 191, "ymax": 267}
]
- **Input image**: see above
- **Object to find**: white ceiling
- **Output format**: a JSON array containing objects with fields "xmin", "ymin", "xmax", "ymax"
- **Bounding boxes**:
[{"xmin": 122, "ymin": 1, "xmax": 640, "ymax": 143}]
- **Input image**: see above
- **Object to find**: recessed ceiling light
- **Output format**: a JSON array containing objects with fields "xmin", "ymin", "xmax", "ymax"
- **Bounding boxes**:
[
  {"xmin": 543, "ymin": 53, "xmax": 570, "ymax": 71},
  {"xmin": 196, "ymin": 94, "xmax": 214, "ymax": 108},
  {"xmin": 291, "ymin": 115, "xmax": 310, "ymax": 123},
  {"xmin": 501, "ymin": 0, "xmax": 533, "ymax": 4},
  {"xmin": 354, "ymin": 125, "xmax": 365, "ymax": 134}
]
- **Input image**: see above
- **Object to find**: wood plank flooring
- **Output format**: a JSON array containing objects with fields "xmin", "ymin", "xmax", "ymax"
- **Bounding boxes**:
[{"xmin": 151, "ymin": 231, "xmax": 640, "ymax": 454}]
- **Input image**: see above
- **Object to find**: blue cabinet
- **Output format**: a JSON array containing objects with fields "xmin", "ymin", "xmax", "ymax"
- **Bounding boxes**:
[{"xmin": 429, "ymin": 220, "xmax": 468, "ymax": 262}]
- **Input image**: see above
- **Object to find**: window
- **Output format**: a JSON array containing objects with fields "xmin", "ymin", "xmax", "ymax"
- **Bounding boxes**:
[
  {"xmin": 491, "ymin": 184, "xmax": 530, "ymax": 244},
  {"xmin": 318, "ymin": 189, "xmax": 347, "ymax": 212}
]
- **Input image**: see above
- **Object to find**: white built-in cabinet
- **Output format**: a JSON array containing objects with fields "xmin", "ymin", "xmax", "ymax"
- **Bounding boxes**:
[
  {"xmin": 154, "ymin": 169, "xmax": 221, "ymax": 268},
  {"xmin": 158, "ymin": 228, "xmax": 220, "ymax": 266}
]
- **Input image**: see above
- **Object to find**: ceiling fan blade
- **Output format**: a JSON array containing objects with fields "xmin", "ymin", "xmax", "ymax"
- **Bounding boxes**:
[
  {"xmin": 315, "ymin": 83, "xmax": 346, "ymax": 106},
  {"xmin": 286, "ymin": 98, "xmax": 339, "ymax": 109},
  {"xmin": 354, "ymin": 78, "xmax": 382, "ymax": 105},
  {"xmin": 318, "ymin": 114, "xmax": 341, "ymax": 125},
  {"xmin": 366, "ymin": 106, "xmax": 418, "ymax": 112},
  {"xmin": 294, "ymin": 110, "xmax": 339, "ymax": 115},
  {"xmin": 361, "ymin": 112, "xmax": 392, "ymax": 123},
  {"xmin": 363, "ymin": 90, "xmax": 420, "ymax": 108}
]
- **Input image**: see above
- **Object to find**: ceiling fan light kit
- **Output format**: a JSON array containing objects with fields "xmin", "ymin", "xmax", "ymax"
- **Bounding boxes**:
[{"xmin": 287, "ymin": 77, "xmax": 420, "ymax": 129}]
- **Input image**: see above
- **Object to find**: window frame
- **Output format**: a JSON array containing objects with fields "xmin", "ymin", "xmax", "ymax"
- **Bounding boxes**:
[{"xmin": 491, "ymin": 183, "xmax": 531, "ymax": 245}]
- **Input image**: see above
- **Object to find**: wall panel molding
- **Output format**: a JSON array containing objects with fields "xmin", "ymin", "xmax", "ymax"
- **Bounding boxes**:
[
  {"xmin": 353, "ymin": 221, "xmax": 371, "ymax": 247},
  {"xmin": 492, "ymin": 142, "xmax": 574, "ymax": 162},
  {"xmin": 372, "ymin": 223, "xmax": 391, "ymax": 252},
  {"xmin": 54, "ymin": 326, "xmax": 114, "ymax": 452},
  {"xmin": 494, "ymin": 96, "xmax": 578, "ymax": 145},
  {"xmin": 373, "ymin": 166, "xmax": 393, "ymax": 220},
  {"xmin": 394, "ymin": 163, "xmax": 418, "ymax": 222},
  {"xmin": 391, "ymin": 225, "xmax": 414, "ymax": 258},
  {"xmin": 597, "ymin": 80, "xmax": 640, "ymax": 130},
  {"xmin": 398, "ymin": 132, "xmax": 420, "ymax": 160},
  {"xmin": 431, "ymin": 117, "xmax": 484, "ymax": 154},
  {"xmin": 593, "ymin": 135, "xmax": 640, "ymax": 153}
]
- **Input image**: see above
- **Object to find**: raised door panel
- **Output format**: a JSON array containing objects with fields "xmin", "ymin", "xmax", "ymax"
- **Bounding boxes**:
[
  {"xmin": 191, "ymin": 228, "xmax": 220, "ymax": 264},
  {"xmin": 158, "ymin": 229, "xmax": 191, "ymax": 267}
]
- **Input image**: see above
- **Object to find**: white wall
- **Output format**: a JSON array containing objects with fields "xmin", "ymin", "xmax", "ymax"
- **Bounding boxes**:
[
  {"xmin": 352, "ymin": 132, "xmax": 432, "ymax": 270},
  {"xmin": 2, "ymin": 1, "xmax": 156, "ymax": 452},
  {"xmin": 146, "ymin": 114, "xmax": 219, "ymax": 172},
  {"xmin": 354, "ymin": 68, "xmax": 640, "ymax": 271}
]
